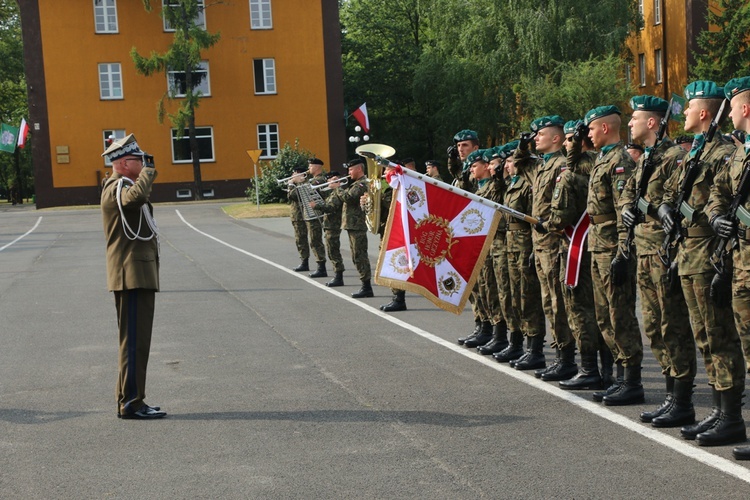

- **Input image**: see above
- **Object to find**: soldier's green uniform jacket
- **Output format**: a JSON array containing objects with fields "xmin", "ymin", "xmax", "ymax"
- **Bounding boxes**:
[
  {"xmin": 663, "ymin": 135, "xmax": 735, "ymax": 275},
  {"xmin": 504, "ymin": 174, "xmax": 533, "ymax": 251},
  {"xmin": 587, "ymin": 143, "xmax": 634, "ymax": 254},
  {"xmin": 547, "ymin": 159, "xmax": 588, "ymax": 250},
  {"xmin": 565, "ymin": 136, "xmax": 597, "ymax": 176},
  {"xmin": 318, "ymin": 188, "xmax": 343, "ymax": 230},
  {"xmin": 620, "ymin": 138, "xmax": 686, "ymax": 256},
  {"xmin": 334, "ymin": 176, "xmax": 369, "ymax": 231},
  {"xmin": 287, "ymin": 181, "xmax": 305, "ymax": 222},
  {"xmin": 379, "ymin": 182, "xmax": 393, "ymax": 236},
  {"xmin": 481, "ymin": 176, "xmax": 509, "ymax": 238}
]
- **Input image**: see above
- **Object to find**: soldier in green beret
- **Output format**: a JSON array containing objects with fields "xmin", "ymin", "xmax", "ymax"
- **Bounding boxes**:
[
  {"xmin": 620, "ymin": 95, "xmax": 696, "ymax": 426},
  {"xmin": 705, "ymin": 77, "xmax": 750, "ymax": 456},
  {"xmin": 584, "ymin": 105, "xmax": 644, "ymax": 406},
  {"xmin": 660, "ymin": 81, "xmax": 744, "ymax": 446}
]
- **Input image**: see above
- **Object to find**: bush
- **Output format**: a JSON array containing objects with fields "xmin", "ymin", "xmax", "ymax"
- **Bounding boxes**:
[{"xmin": 252, "ymin": 140, "xmax": 313, "ymax": 204}]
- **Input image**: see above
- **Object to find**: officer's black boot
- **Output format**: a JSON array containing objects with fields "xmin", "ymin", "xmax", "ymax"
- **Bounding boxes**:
[
  {"xmin": 640, "ymin": 375, "xmax": 674, "ymax": 423},
  {"xmin": 380, "ymin": 290, "xmax": 407, "ymax": 312},
  {"xmin": 541, "ymin": 343, "xmax": 578, "ymax": 381},
  {"xmin": 559, "ymin": 352, "xmax": 602, "ymax": 390},
  {"xmin": 535, "ymin": 347, "xmax": 560, "ymax": 378},
  {"xmin": 478, "ymin": 323, "xmax": 509, "ymax": 355},
  {"xmin": 464, "ymin": 321, "xmax": 493, "ymax": 348},
  {"xmin": 652, "ymin": 377, "xmax": 695, "ymax": 428},
  {"xmin": 325, "ymin": 272, "xmax": 344, "ymax": 287},
  {"xmin": 696, "ymin": 386, "xmax": 746, "ymax": 446},
  {"xmin": 681, "ymin": 386, "xmax": 721, "ymax": 440},
  {"xmin": 309, "ymin": 261, "xmax": 327, "ymax": 278},
  {"xmin": 514, "ymin": 335, "xmax": 545, "ymax": 371},
  {"xmin": 293, "ymin": 258, "xmax": 309, "ymax": 272},
  {"xmin": 509, "ymin": 335, "xmax": 531, "ymax": 368},
  {"xmin": 603, "ymin": 365, "xmax": 645, "ymax": 406},
  {"xmin": 599, "ymin": 347, "xmax": 615, "ymax": 388},
  {"xmin": 494, "ymin": 330, "xmax": 524, "ymax": 363},
  {"xmin": 351, "ymin": 280, "xmax": 374, "ymax": 298},
  {"xmin": 458, "ymin": 320, "xmax": 482, "ymax": 345},
  {"xmin": 593, "ymin": 361, "xmax": 624, "ymax": 402},
  {"xmin": 733, "ymin": 444, "xmax": 750, "ymax": 460}
]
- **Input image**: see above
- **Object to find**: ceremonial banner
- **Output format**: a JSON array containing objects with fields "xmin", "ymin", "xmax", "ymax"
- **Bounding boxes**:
[
  {"xmin": 351, "ymin": 103, "xmax": 370, "ymax": 133},
  {"xmin": 375, "ymin": 167, "xmax": 501, "ymax": 314},
  {"xmin": 563, "ymin": 211, "xmax": 591, "ymax": 288},
  {"xmin": 0, "ymin": 123, "xmax": 18, "ymax": 153}
]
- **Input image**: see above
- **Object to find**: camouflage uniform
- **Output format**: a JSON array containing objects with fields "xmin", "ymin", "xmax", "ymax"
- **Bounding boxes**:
[
  {"xmin": 288, "ymin": 183, "xmax": 309, "ymax": 260},
  {"xmin": 667, "ymin": 135, "xmax": 744, "ymax": 390},
  {"xmin": 488, "ymin": 177, "xmax": 521, "ymax": 333},
  {"xmin": 318, "ymin": 187, "xmax": 345, "ymax": 274},
  {"xmin": 306, "ymin": 173, "xmax": 328, "ymax": 264},
  {"xmin": 620, "ymin": 138, "xmax": 696, "ymax": 380},
  {"xmin": 587, "ymin": 143, "xmax": 642, "ymax": 367},
  {"xmin": 475, "ymin": 177, "xmax": 509, "ymax": 328},
  {"xmin": 332, "ymin": 176, "xmax": 371, "ymax": 281}
]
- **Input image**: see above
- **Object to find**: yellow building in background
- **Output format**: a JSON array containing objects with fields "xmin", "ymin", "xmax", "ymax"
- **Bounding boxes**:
[{"xmin": 19, "ymin": 0, "xmax": 345, "ymax": 208}]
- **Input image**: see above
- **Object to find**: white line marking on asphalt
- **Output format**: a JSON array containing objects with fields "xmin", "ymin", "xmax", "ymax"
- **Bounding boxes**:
[
  {"xmin": 176, "ymin": 209, "xmax": 750, "ymax": 484},
  {"xmin": 0, "ymin": 216, "xmax": 42, "ymax": 252}
]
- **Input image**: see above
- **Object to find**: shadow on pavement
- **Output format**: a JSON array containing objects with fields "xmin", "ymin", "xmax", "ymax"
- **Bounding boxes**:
[{"xmin": 0, "ymin": 408, "xmax": 89, "ymax": 424}]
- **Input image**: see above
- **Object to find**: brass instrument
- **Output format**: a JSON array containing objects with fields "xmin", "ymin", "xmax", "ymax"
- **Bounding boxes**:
[
  {"xmin": 277, "ymin": 172, "xmax": 307, "ymax": 191},
  {"xmin": 310, "ymin": 175, "xmax": 351, "ymax": 192},
  {"xmin": 355, "ymin": 143, "xmax": 396, "ymax": 234}
]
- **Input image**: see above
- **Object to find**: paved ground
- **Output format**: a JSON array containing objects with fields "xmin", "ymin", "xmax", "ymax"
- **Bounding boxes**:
[{"xmin": 2, "ymin": 201, "xmax": 750, "ymax": 498}]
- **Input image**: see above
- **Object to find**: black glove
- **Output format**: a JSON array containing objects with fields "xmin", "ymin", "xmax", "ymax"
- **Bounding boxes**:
[
  {"xmin": 573, "ymin": 122, "xmax": 588, "ymax": 143},
  {"xmin": 665, "ymin": 261, "xmax": 680, "ymax": 297},
  {"xmin": 610, "ymin": 253, "xmax": 628, "ymax": 287},
  {"xmin": 533, "ymin": 220, "xmax": 548, "ymax": 234},
  {"xmin": 519, "ymin": 132, "xmax": 536, "ymax": 151},
  {"xmin": 622, "ymin": 207, "xmax": 640, "ymax": 229},
  {"xmin": 528, "ymin": 251, "xmax": 535, "ymax": 270},
  {"xmin": 657, "ymin": 203, "xmax": 676, "ymax": 234},
  {"xmin": 710, "ymin": 271, "xmax": 732, "ymax": 308},
  {"xmin": 447, "ymin": 145, "xmax": 459, "ymax": 163},
  {"xmin": 710, "ymin": 214, "xmax": 736, "ymax": 239}
]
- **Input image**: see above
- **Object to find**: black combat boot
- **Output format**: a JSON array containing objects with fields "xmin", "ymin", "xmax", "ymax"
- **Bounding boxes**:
[
  {"xmin": 681, "ymin": 386, "xmax": 721, "ymax": 440},
  {"xmin": 509, "ymin": 336, "xmax": 531, "ymax": 367},
  {"xmin": 535, "ymin": 347, "xmax": 560, "ymax": 378},
  {"xmin": 514, "ymin": 335, "xmax": 545, "ymax": 371},
  {"xmin": 293, "ymin": 258, "xmax": 309, "ymax": 272},
  {"xmin": 464, "ymin": 321, "xmax": 493, "ymax": 348},
  {"xmin": 603, "ymin": 365, "xmax": 645, "ymax": 406},
  {"xmin": 494, "ymin": 331, "xmax": 524, "ymax": 363},
  {"xmin": 733, "ymin": 444, "xmax": 750, "ymax": 460},
  {"xmin": 599, "ymin": 347, "xmax": 615, "ymax": 388},
  {"xmin": 593, "ymin": 361, "xmax": 624, "ymax": 402},
  {"xmin": 325, "ymin": 272, "xmax": 344, "ymax": 287},
  {"xmin": 696, "ymin": 386, "xmax": 746, "ymax": 446},
  {"xmin": 309, "ymin": 261, "xmax": 328, "ymax": 278},
  {"xmin": 541, "ymin": 344, "xmax": 578, "ymax": 381},
  {"xmin": 477, "ymin": 323, "xmax": 509, "ymax": 355},
  {"xmin": 559, "ymin": 352, "xmax": 602, "ymax": 390},
  {"xmin": 458, "ymin": 320, "xmax": 482, "ymax": 345},
  {"xmin": 652, "ymin": 377, "xmax": 695, "ymax": 428},
  {"xmin": 351, "ymin": 280, "xmax": 374, "ymax": 298},
  {"xmin": 380, "ymin": 290, "xmax": 407, "ymax": 312},
  {"xmin": 640, "ymin": 376, "xmax": 674, "ymax": 423}
]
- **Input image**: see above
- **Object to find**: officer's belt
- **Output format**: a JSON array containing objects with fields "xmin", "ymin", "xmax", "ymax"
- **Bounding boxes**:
[
  {"xmin": 508, "ymin": 222, "xmax": 530, "ymax": 231},
  {"xmin": 588, "ymin": 213, "xmax": 617, "ymax": 224},
  {"xmin": 679, "ymin": 225, "xmax": 713, "ymax": 238}
]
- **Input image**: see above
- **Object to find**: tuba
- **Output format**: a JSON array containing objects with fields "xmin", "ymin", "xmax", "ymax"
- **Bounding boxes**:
[{"xmin": 355, "ymin": 143, "xmax": 396, "ymax": 234}]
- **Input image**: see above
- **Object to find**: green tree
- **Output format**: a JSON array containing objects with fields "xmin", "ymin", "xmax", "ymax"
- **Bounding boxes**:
[
  {"xmin": 692, "ymin": 0, "xmax": 750, "ymax": 83},
  {"xmin": 131, "ymin": 0, "xmax": 220, "ymax": 200},
  {"xmin": 251, "ymin": 140, "xmax": 312, "ymax": 204}
]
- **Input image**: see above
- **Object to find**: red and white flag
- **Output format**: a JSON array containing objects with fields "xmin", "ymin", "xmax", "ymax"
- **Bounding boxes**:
[
  {"xmin": 375, "ymin": 166, "xmax": 500, "ymax": 314},
  {"xmin": 17, "ymin": 118, "xmax": 29, "ymax": 149},
  {"xmin": 351, "ymin": 103, "xmax": 370, "ymax": 133}
]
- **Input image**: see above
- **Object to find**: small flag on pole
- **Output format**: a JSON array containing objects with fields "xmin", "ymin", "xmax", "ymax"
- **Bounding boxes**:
[
  {"xmin": 670, "ymin": 93, "xmax": 687, "ymax": 122},
  {"xmin": 351, "ymin": 102, "xmax": 370, "ymax": 133},
  {"xmin": 17, "ymin": 118, "xmax": 29, "ymax": 149},
  {"xmin": 0, "ymin": 123, "xmax": 19, "ymax": 153}
]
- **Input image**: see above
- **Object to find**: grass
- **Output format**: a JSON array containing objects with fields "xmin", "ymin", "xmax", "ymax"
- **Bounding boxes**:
[{"xmin": 222, "ymin": 202, "xmax": 289, "ymax": 219}]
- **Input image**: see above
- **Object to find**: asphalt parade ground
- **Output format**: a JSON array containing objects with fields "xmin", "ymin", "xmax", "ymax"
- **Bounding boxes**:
[{"xmin": 2, "ymin": 201, "xmax": 750, "ymax": 498}]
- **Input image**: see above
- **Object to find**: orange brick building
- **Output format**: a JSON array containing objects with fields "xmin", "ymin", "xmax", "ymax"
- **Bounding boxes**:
[{"xmin": 18, "ymin": 0, "xmax": 345, "ymax": 208}]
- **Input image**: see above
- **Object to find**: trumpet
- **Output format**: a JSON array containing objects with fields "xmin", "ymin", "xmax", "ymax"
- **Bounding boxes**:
[
  {"xmin": 311, "ymin": 175, "xmax": 351, "ymax": 192},
  {"xmin": 276, "ymin": 172, "xmax": 307, "ymax": 185}
]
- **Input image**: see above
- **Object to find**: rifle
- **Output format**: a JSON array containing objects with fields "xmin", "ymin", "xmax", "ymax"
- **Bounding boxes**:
[
  {"xmin": 710, "ymin": 156, "xmax": 750, "ymax": 275},
  {"xmin": 657, "ymin": 99, "xmax": 730, "ymax": 267},
  {"xmin": 624, "ymin": 98, "xmax": 674, "ymax": 257}
]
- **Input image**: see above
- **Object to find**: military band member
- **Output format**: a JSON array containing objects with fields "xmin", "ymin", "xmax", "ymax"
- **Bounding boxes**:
[
  {"xmin": 306, "ymin": 157, "xmax": 329, "ymax": 278},
  {"xmin": 621, "ymin": 95, "xmax": 697, "ymax": 427},
  {"xmin": 318, "ymin": 170, "xmax": 346, "ymax": 287},
  {"xmin": 288, "ymin": 165, "xmax": 311, "ymax": 272}
]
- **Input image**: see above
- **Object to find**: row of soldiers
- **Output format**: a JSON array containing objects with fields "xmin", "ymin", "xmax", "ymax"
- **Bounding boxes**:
[{"xmin": 449, "ymin": 76, "xmax": 750, "ymax": 461}]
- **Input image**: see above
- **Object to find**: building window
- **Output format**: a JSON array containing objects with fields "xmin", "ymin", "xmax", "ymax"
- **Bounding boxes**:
[
  {"xmin": 163, "ymin": 0, "xmax": 205, "ymax": 31},
  {"xmin": 638, "ymin": 53, "xmax": 646, "ymax": 87},
  {"xmin": 250, "ymin": 0, "xmax": 272, "ymax": 29},
  {"xmin": 253, "ymin": 59, "xmax": 276, "ymax": 94},
  {"xmin": 102, "ymin": 129, "xmax": 126, "ymax": 165},
  {"xmin": 655, "ymin": 49, "xmax": 663, "ymax": 84},
  {"xmin": 626, "ymin": 65, "xmax": 632, "ymax": 85},
  {"xmin": 171, "ymin": 127, "xmax": 215, "ymax": 163},
  {"xmin": 99, "ymin": 63, "xmax": 123, "ymax": 99},
  {"xmin": 257, "ymin": 123, "xmax": 279, "ymax": 158},
  {"xmin": 638, "ymin": 0, "xmax": 644, "ymax": 28},
  {"xmin": 168, "ymin": 61, "xmax": 211, "ymax": 97},
  {"xmin": 654, "ymin": 0, "xmax": 661, "ymax": 25},
  {"xmin": 94, "ymin": 0, "xmax": 118, "ymax": 33}
]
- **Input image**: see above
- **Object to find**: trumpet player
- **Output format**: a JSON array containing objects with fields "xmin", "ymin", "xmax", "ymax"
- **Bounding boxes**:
[
  {"xmin": 316, "ymin": 171, "xmax": 347, "ymax": 287},
  {"xmin": 287, "ymin": 165, "xmax": 312, "ymax": 272},
  {"xmin": 306, "ymin": 158, "xmax": 329, "ymax": 278}
]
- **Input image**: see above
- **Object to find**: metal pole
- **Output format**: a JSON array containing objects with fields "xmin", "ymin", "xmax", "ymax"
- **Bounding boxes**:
[{"xmin": 254, "ymin": 161, "xmax": 260, "ymax": 211}]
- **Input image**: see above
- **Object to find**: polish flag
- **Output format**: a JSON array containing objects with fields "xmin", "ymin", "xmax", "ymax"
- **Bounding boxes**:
[
  {"xmin": 17, "ymin": 118, "xmax": 29, "ymax": 149},
  {"xmin": 351, "ymin": 103, "xmax": 370, "ymax": 133}
]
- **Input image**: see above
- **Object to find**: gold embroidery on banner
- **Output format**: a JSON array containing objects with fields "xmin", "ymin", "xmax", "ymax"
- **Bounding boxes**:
[{"xmin": 413, "ymin": 214, "xmax": 456, "ymax": 267}]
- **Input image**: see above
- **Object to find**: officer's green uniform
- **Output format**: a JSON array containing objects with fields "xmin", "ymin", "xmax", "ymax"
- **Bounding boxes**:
[
  {"xmin": 319, "ymin": 184, "xmax": 345, "ymax": 274},
  {"xmin": 306, "ymin": 172, "xmax": 328, "ymax": 266},
  {"xmin": 334, "ymin": 176, "xmax": 371, "ymax": 282},
  {"xmin": 288, "ymin": 174, "xmax": 310, "ymax": 262}
]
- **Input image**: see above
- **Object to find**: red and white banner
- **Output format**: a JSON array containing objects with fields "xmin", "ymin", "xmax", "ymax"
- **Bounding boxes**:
[
  {"xmin": 375, "ymin": 166, "xmax": 500, "ymax": 314},
  {"xmin": 351, "ymin": 103, "xmax": 370, "ymax": 133},
  {"xmin": 17, "ymin": 118, "xmax": 29, "ymax": 149}
]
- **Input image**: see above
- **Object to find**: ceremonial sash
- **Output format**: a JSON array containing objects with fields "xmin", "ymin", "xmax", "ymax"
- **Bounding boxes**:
[{"xmin": 563, "ymin": 211, "xmax": 590, "ymax": 288}]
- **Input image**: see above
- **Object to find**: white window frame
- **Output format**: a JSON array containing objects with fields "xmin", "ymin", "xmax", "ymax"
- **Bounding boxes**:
[
  {"xmin": 162, "ymin": 0, "xmax": 205, "ymax": 32},
  {"xmin": 250, "ymin": 0, "xmax": 272, "ymax": 30},
  {"xmin": 654, "ymin": 0, "xmax": 661, "ymax": 25},
  {"xmin": 168, "ymin": 61, "xmax": 211, "ymax": 97},
  {"xmin": 94, "ymin": 0, "xmax": 118, "ymax": 33},
  {"xmin": 655, "ymin": 49, "xmax": 663, "ymax": 84},
  {"xmin": 103, "ymin": 129, "xmax": 126, "ymax": 165},
  {"xmin": 253, "ymin": 58, "xmax": 277, "ymax": 95},
  {"xmin": 99, "ymin": 63, "xmax": 123, "ymax": 100},
  {"xmin": 638, "ymin": 53, "xmax": 646, "ymax": 87},
  {"xmin": 171, "ymin": 126, "xmax": 215, "ymax": 163},
  {"xmin": 257, "ymin": 123, "xmax": 279, "ymax": 159}
]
